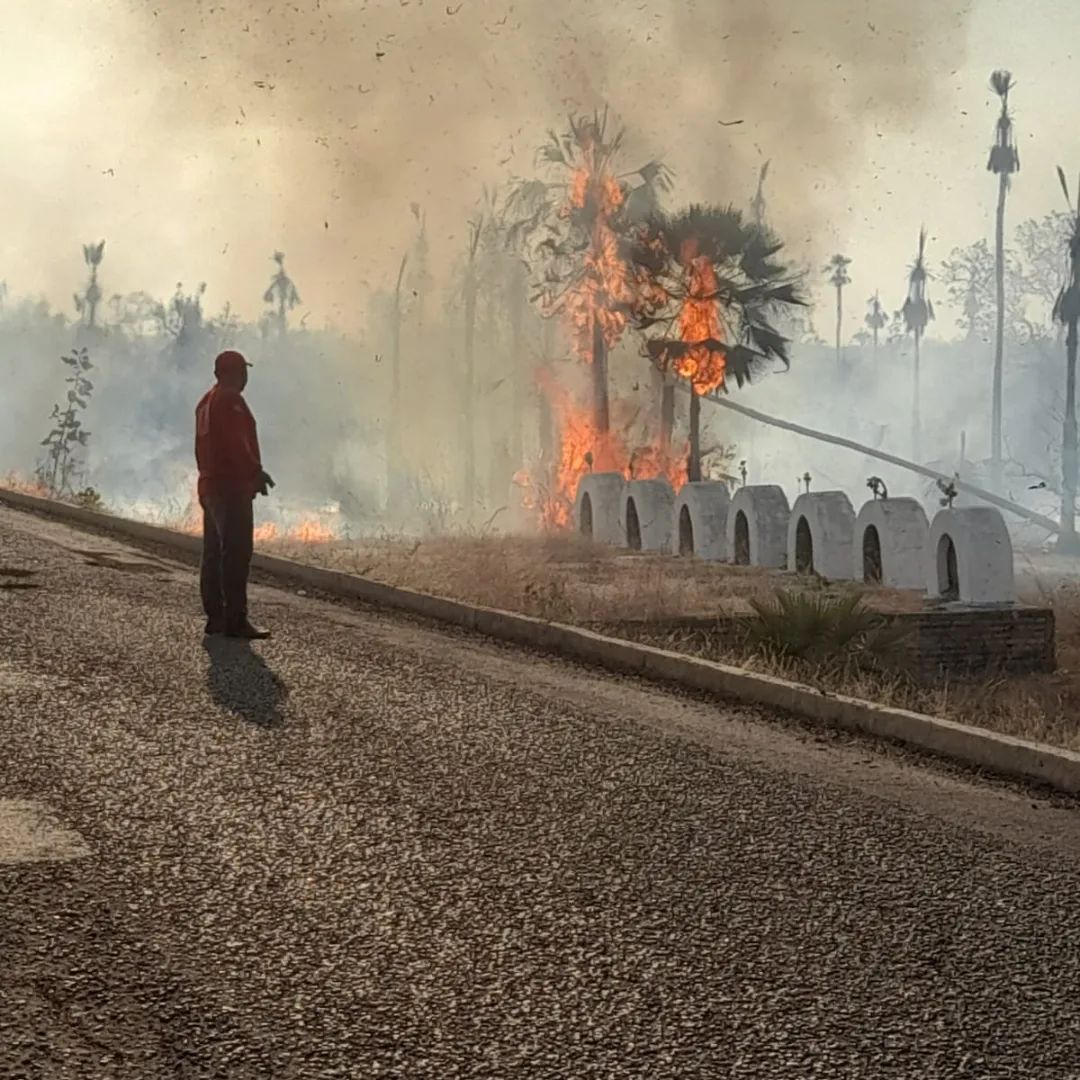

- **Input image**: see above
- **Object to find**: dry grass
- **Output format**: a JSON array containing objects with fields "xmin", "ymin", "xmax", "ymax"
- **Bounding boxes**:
[
  {"xmin": 264, "ymin": 532, "xmax": 924, "ymax": 623},
  {"xmin": 262, "ymin": 532, "xmax": 1080, "ymax": 754},
  {"xmin": 615, "ymin": 621, "xmax": 1080, "ymax": 755}
]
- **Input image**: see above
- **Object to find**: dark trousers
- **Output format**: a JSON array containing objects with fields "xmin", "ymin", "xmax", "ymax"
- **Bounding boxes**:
[{"xmin": 200, "ymin": 493, "xmax": 254, "ymax": 628}]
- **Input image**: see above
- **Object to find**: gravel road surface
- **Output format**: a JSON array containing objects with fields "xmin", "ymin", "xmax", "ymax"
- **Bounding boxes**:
[{"xmin": 3, "ymin": 504, "xmax": 1080, "ymax": 1079}]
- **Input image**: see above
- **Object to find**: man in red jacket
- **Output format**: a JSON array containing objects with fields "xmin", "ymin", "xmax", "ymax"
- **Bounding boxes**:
[{"xmin": 195, "ymin": 350, "xmax": 274, "ymax": 639}]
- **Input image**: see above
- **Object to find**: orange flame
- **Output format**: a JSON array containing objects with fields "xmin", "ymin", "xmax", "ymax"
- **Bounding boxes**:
[
  {"xmin": 283, "ymin": 518, "xmax": 335, "ymax": 545},
  {"xmin": 676, "ymin": 241, "xmax": 727, "ymax": 395},
  {"xmin": 516, "ymin": 144, "xmax": 690, "ymax": 530},
  {"xmin": 557, "ymin": 166, "xmax": 639, "ymax": 364},
  {"xmin": 170, "ymin": 489, "xmax": 335, "ymax": 545},
  {"xmin": 514, "ymin": 371, "xmax": 687, "ymax": 530},
  {"xmin": 0, "ymin": 472, "xmax": 50, "ymax": 498}
]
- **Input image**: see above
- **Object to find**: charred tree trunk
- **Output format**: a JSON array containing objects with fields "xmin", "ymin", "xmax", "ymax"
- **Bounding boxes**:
[
  {"xmin": 592, "ymin": 318, "xmax": 609, "ymax": 435},
  {"xmin": 660, "ymin": 372, "xmax": 675, "ymax": 448},
  {"xmin": 387, "ymin": 253, "xmax": 408, "ymax": 516},
  {"xmin": 692, "ymin": 387, "xmax": 1062, "ymax": 535},
  {"xmin": 688, "ymin": 389, "xmax": 702, "ymax": 481},
  {"xmin": 508, "ymin": 269, "xmax": 526, "ymax": 478},
  {"xmin": 539, "ymin": 318, "xmax": 555, "ymax": 469},
  {"xmin": 991, "ymin": 171, "xmax": 1008, "ymax": 493},
  {"xmin": 835, "ymin": 285, "xmax": 843, "ymax": 370},
  {"xmin": 462, "ymin": 260, "xmax": 478, "ymax": 521},
  {"xmin": 912, "ymin": 329, "xmax": 922, "ymax": 462},
  {"xmin": 1059, "ymin": 318, "xmax": 1080, "ymax": 553}
]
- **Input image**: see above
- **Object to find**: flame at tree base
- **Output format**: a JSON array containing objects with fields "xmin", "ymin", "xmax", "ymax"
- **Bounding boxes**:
[{"xmin": 514, "ymin": 372, "xmax": 689, "ymax": 531}]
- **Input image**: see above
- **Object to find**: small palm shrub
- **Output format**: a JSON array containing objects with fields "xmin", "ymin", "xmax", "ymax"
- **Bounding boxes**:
[{"xmin": 747, "ymin": 588, "xmax": 911, "ymax": 675}]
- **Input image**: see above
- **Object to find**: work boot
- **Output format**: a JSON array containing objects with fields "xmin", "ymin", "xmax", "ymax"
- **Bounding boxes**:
[
  {"xmin": 226, "ymin": 621, "xmax": 271, "ymax": 640},
  {"xmin": 204, "ymin": 617, "xmax": 225, "ymax": 636}
]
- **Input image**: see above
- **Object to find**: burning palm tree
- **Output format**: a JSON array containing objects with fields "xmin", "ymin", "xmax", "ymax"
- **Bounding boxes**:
[
  {"xmin": 263, "ymin": 250, "xmax": 301, "ymax": 337},
  {"xmin": 633, "ymin": 205, "xmax": 804, "ymax": 481},
  {"xmin": 901, "ymin": 228, "xmax": 935, "ymax": 461},
  {"xmin": 988, "ymin": 69, "xmax": 1020, "ymax": 492},
  {"xmin": 865, "ymin": 292, "xmax": 888, "ymax": 361},
  {"xmin": 1053, "ymin": 168, "xmax": 1080, "ymax": 554},
  {"xmin": 824, "ymin": 253, "xmax": 852, "ymax": 369},
  {"xmin": 515, "ymin": 109, "xmax": 672, "ymax": 434},
  {"xmin": 505, "ymin": 109, "xmax": 678, "ymax": 527}
]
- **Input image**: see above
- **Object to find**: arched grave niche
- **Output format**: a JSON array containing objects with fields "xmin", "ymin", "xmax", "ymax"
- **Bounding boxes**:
[
  {"xmin": 620, "ymin": 479, "xmax": 676, "ymax": 552},
  {"xmin": 726, "ymin": 485, "xmax": 790, "ymax": 569},
  {"xmin": 672, "ymin": 481, "xmax": 731, "ymax": 561},
  {"xmin": 787, "ymin": 492, "xmax": 856, "ymax": 580},
  {"xmin": 572, "ymin": 473, "xmax": 625, "ymax": 546},
  {"xmin": 926, "ymin": 506, "xmax": 1014, "ymax": 604},
  {"xmin": 852, "ymin": 497, "xmax": 930, "ymax": 590}
]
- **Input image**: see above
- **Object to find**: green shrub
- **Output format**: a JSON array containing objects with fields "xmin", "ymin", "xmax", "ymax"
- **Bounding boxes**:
[
  {"xmin": 747, "ymin": 588, "xmax": 910, "ymax": 674},
  {"xmin": 73, "ymin": 487, "xmax": 104, "ymax": 511}
]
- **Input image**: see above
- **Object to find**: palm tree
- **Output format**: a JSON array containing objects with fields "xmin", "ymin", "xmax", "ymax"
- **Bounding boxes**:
[
  {"xmin": 263, "ymin": 250, "xmax": 301, "ymax": 337},
  {"xmin": 901, "ymin": 228, "xmax": 934, "ymax": 461},
  {"xmin": 988, "ymin": 70, "xmax": 1020, "ymax": 492},
  {"xmin": 74, "ymin": 241, "xmax": 106, "ymax": 329},
  {"xmin": 865, "ymin": 292, "xmax": 888, "ymax": 361},
  {"xmin": 1053, "ymin": 168, "xmax": 1080, "ymax": 554},
  {"xmin": 510, "ymin": 108, "xmax": 672, "ymax": 435},
  {"xmin": 632, "ymin": 205, "xmax": 804, "ymax": 481},
  {"xmin": 824, "ymin": 254, "xmax": 852, "ymax": 369}
]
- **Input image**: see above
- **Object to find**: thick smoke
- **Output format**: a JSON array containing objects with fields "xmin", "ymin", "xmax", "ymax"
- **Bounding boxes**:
[
  {"xmin": 20, "ymin": 0, "xmax": 1049, "ymax": 543},
  {"xmin": 119, "ymin": 0, "xmax": 975, "ymax": 313}
]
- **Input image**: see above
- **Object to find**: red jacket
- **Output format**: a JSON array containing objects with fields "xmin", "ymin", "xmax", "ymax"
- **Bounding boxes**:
[{"xmin": 195, "ymin": 385, "xmax": 262, "ymax": 500}]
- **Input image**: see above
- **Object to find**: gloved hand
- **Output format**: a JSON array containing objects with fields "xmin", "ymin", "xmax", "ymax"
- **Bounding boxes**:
[{"xmin": 256, "ymin": 470, "xmax": 275, "ymax": 497}]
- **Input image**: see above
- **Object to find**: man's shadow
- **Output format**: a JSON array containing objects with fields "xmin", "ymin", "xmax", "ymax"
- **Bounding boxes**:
[{"xmin": 201, "ymin": 637, "xmax": 288, "ymax": 728}]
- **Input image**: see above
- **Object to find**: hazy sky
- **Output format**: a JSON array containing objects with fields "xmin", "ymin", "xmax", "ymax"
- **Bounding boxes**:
[{"xmin": 1, "ymin": 0, "xmax": 1077, "ymax": 336}]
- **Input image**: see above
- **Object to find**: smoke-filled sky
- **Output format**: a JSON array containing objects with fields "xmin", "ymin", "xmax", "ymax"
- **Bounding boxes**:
[{"xmin": 2, "ymin": 0, "xmax": 1078, "ymax": 335}]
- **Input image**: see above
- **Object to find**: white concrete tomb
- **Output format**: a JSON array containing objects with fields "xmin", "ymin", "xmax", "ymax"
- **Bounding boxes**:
[
  {"xmin": 788, "ymin": 491, "xmax": 856, "ymax": 580},
  {"xmin": 854, "ymin": 497, "xmax": 930, "ymax": 590},
  {"xmin": 726, "ymin": 485, "xmax": 790, "ymax": 568},
  {"xmin": 927, "ymin": 506, "xmax": 1015, "ymax": 604},
  {"xmin": 673, "ymin": 481, "xmax": 731, "ymax": 560},
  {"xmin": 573, "ymin": 472, "xmax": 625, "ymax": 545},
  {"xmin": 621, "ymin": 478, "xmax": 676, "ymax": 552}
]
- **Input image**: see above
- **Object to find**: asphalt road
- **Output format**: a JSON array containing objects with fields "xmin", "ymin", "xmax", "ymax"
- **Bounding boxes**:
[{"xmin": 3, "ymin": 504, "xmax": 1080, "ymax": 1079}]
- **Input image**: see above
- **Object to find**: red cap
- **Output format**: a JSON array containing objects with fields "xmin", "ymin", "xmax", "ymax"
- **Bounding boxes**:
[{"xmin": 214, "ymin": 350, "xmax": 251, "ymax": 376}]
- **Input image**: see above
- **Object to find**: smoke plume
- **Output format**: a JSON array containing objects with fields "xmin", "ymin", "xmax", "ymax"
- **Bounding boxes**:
[{"xmin": 116, "ymin": 0, "xmax": 974, "ymax": 318}]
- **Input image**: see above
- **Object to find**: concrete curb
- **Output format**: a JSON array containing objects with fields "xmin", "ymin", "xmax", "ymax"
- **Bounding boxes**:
[{"xmin": 4, "ymin": 485, "xmax": 1080, "ymax": 796}]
